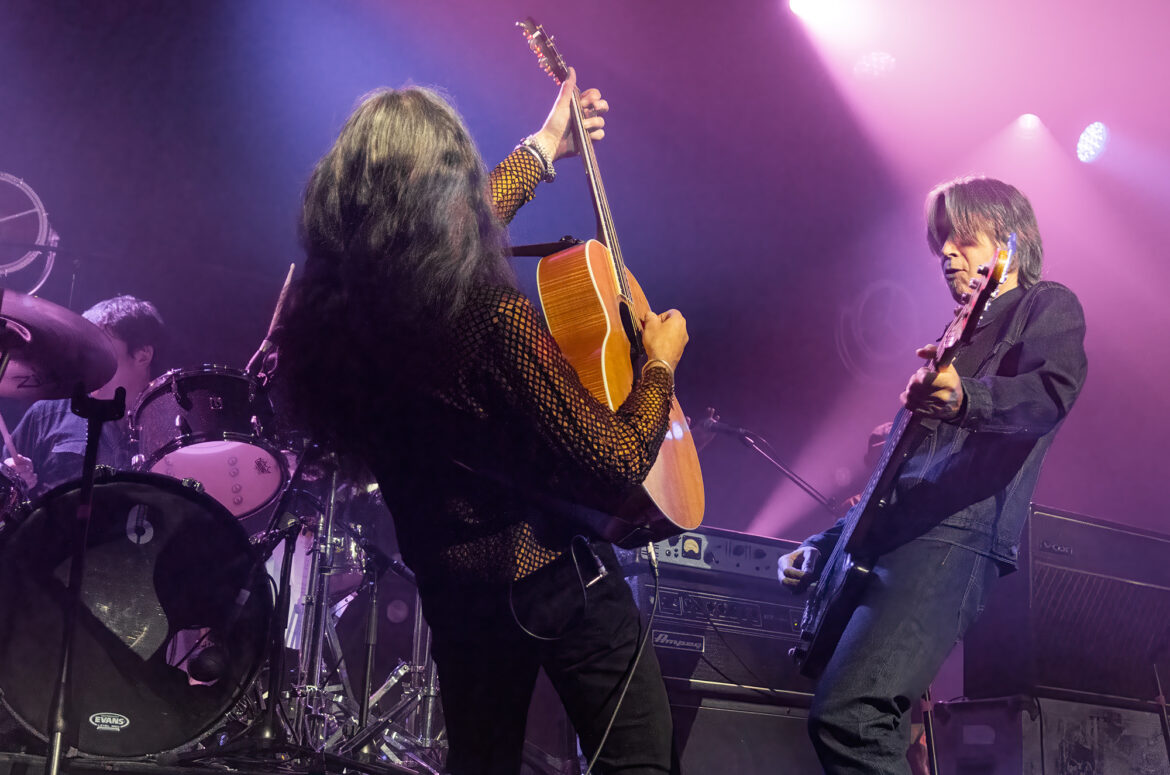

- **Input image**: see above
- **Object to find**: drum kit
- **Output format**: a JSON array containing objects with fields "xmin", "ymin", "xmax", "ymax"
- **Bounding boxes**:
[{"xmin": 0, "ymin": 289, "xmax": 447, "ymax": 775}]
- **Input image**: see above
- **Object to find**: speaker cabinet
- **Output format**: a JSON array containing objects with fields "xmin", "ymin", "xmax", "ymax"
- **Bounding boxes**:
[
  {"xmin": 964, "ymin": 506, "xmax": 1170, "ymax": 707},
  {"xmin": 667, "ymin": 687, "xmax": 822, "ymax": 775}
]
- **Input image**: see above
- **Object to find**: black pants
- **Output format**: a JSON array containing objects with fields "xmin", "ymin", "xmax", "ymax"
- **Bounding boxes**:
[{"xmin": 420, "ymin": 542, "xmax": 674, "ymax": 775}]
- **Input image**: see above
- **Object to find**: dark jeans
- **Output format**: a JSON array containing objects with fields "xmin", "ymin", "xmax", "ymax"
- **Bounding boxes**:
[
  {"xmin": 420, "ymin": 542, "xmax": 674, "ymax": 775},
  {"xmin": 808, "ymin": 538, "xmax": 1000, "ymax": 775}
]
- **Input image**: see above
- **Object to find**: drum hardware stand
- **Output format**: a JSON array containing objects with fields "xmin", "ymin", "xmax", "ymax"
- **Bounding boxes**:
[
  {"xmin": 293, "ymin": 465, "xmax": 343, "ymax": 749},
  {"xmin": 177, "ymin": 452, "xmax": 415, "ymax": 775},
  {"xmin": 338, "ymin": 573, "xmax": 446, "ymax": 773},
  {"xmin": 44, "ymin": 384, "xmax": 126, "ymax": 775}
]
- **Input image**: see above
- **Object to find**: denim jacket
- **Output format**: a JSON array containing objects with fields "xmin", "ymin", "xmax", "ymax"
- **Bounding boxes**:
[{"xmin": 805, "ymin": 281, "xmax": 1088, "ymax": 571}]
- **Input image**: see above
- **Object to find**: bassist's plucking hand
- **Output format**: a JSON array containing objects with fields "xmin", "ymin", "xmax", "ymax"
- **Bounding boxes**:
[
  {"xmin": 901, "ymin": 343, "xmax": 964, "ymax": 421},
  {"xmin": 779, "ymin": 546, "xmax": 820, "ymax": 592}
]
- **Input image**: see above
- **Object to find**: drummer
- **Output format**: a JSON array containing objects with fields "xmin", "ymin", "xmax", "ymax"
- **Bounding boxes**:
[{"xmin": 2, "ymin": 295, "xmax": 166, "ymax": 498}]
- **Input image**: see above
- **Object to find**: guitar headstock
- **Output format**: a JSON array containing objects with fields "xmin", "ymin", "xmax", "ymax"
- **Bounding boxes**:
[
  {"xmin": 517, "ymin": 17, "xmax": 570, "ymax": 85},
  {"xmin": 936, "ymin": 233, "xmax": 1017, "ymax": 366}
]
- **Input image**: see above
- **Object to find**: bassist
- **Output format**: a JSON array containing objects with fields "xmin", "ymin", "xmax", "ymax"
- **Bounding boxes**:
[{"xmin": 779, "ymin": 176, "xmax": 1088, "ymax": 775}]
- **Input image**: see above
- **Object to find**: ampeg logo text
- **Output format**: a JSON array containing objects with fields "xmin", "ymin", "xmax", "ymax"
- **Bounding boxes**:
[
  {"xmin": 89, "ymin": 713, "xmax": 130, "ymax": 732},
  {"xmin": 653, "ymin": 631, "xmax": 705, "ymax": 653}
]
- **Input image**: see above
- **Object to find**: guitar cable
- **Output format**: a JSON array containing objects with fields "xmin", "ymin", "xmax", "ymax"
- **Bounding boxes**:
[
  {"xmin": 507, "ymin": 535, "xmax": 595, "ymax": 642},
  {"xmin": 582, "ymin": 540, "xmax": 661, "ymax": 775}
]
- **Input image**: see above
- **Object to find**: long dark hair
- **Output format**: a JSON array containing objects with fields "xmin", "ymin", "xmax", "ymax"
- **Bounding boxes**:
[{"xmin": 278, "ymin": 87, "xmax": 515, "ymax": 457}]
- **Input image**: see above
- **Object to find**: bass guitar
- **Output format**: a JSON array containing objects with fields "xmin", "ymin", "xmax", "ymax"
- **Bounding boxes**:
[
  {"xmin": 517, "ymin": 18, "xmax": 704, "ymax": 548},
  {"xmin": 791, "ymin": 234, "xmax": 1017, "ymax": 678}
]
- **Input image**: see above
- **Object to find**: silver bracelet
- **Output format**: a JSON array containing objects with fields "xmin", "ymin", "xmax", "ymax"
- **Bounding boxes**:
[
  {"xmin": 518, "ymin": 135, "xmax": 556, "ymax": 182},
  {"xmin": 641, "ymin": 358, "xmax": 673, "ymax": 378}
]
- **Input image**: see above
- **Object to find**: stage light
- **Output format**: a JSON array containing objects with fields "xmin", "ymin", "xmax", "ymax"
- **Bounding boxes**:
[
  {"xmin": 789, "ymin": 0, "xmax": 814, "ymax": 18},
  {"xmin": 1017, "ymin": 113, "xmax": 1041, "ymax": 131},
  {"xmin": 1076, "ymin": 121, "xmax": 1109, "ymax": 163},
  {"xmin": 787, "ymin": 0, "xmax": 871, "ymax": 40},
  {"xmin": 854, "ymin": 51, "xmax": 896, "ymax": 79}
]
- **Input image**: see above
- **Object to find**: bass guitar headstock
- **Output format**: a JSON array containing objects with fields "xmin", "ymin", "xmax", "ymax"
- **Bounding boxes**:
[
  {"xmin": 517, "ymin": 17, "xmax": 571, "ymax": 85},
  {"xmin": 935, "ymin": 233, "xmax": 1016, "ymax": 368}
]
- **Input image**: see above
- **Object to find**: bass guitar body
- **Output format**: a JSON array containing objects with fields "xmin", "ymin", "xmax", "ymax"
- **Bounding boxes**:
[
  {"xmin": 792, "ymin": 547, "xmax": 872, "ymax": 679},
  {"xmin": 537, "ymin": 239, "xmax": 704, "ymax": 547}
]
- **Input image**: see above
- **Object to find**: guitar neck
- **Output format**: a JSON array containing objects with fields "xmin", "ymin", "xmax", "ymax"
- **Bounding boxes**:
[{"xmin": 569, "ymin": 92, "xmax": 637, "ymax": 322}]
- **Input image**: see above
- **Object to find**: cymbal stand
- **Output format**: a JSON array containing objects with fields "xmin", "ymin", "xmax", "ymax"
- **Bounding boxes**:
[
  {"xmin": 293, "ymin": 466, "xmax": 342, "ymax": 749},
  {"xmin": 44, "ymin": 385, "xmax": 126, "ymax": 775}
]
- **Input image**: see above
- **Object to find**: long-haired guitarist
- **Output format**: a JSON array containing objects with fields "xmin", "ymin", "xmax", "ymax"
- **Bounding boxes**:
[
  {"xmin": 278, "ymin": 71, "xmax": 686, "ymax": 774},
  {"xmin": 778, "ymin": 177, "xmax": 1087, "ymax": 774}
]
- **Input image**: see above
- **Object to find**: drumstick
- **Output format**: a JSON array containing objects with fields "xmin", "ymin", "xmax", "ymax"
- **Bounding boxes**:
[
  {"xmin": 246, "ymin": 263, "xmax": 296, "ymax": 377},
  {"xmin": 0, "ymin": 409, "xmax": 18, "ymax": 460}
]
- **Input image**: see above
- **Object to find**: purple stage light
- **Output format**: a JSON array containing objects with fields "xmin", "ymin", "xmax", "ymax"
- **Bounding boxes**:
[{"xmin": 1076, "ymin": 121, "xmax": 1109, "ymax": 162}]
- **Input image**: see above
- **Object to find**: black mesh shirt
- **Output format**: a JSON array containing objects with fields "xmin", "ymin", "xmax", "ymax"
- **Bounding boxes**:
[{"xmin": 363, "ymin": 148, "xmax": 675, "ymax": 590}]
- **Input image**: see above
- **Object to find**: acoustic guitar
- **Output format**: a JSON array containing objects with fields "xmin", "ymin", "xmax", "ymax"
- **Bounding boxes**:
[
  {"xmin": 791, "ymin": 234, "xmax": 1017, "ymax": 678},
  {"xmin": 517, "ymin": 18, "xmax": 704, "ymax": 548}
]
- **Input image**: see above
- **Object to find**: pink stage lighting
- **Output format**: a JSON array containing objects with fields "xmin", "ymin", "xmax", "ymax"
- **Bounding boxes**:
[{"xmin": 1017, "ymin": 113, "xmax": 1042, "ymax": 131}]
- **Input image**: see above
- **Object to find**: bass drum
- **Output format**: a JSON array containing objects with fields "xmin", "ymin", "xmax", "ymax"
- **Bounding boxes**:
[{"xmin": 0, "ymin": 472, "xmax": 271, "ymax": 757}]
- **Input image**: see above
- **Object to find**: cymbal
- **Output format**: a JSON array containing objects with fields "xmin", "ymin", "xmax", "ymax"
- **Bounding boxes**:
[{"xmin": 0, "ymin": 289, "xmax": 117, "ymax": 400}]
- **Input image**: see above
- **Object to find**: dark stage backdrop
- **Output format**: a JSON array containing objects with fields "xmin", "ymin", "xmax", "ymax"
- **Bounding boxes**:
[{"xmin": 1, "ymin": 0, "xmax": 1166, "ymax": 543}]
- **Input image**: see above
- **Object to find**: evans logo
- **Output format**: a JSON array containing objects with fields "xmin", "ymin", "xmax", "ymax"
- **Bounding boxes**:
[
  {"xmin": 653, "ymin": 630, "xmax": 704, "ymax": 653},
  {"xmin": 89, "ymin": 713, "xmax": 130, "ymax": 732}
]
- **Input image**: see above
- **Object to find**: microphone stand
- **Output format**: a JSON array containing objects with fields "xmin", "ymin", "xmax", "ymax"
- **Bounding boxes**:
[{"xmin": 701, "ymin": 408, "xmax": 844, "ymax": 519}]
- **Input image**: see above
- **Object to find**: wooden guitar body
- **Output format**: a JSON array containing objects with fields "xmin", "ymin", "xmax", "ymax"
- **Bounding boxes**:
[{"xmin": 537, "ymin": 239, "xmax": 704, "ymax": 547}]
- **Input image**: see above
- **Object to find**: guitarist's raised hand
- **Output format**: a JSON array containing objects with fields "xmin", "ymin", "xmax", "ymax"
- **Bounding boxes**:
[
  {"xmin": 779, "ymin": 546, "xmax": 820, "ymax": 593},
  {"xmin": 901, "ymin": 343, "xmax": 964, "ymax": 421},
  {"xmin": 533, "ymin": 66, "xmax": 609, "ymax": 161}
]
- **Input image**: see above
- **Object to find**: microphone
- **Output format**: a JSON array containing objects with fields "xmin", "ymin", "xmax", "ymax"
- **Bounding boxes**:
[{"xmin": 698, "ymin": 415, "xmax": 753, "ymax": 437}]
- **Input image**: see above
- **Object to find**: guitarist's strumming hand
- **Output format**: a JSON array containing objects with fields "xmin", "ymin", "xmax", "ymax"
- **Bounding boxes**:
[
  {"xmin": 779, "ymin": 546, "xmax": 820, "ymax": 593},
  {"xmin": 640, "ymin": 308, "xmax": 689, "ymax": 373},
  {"xmin": 901, "ymin": 344, "xmax": 964, "ymax": 421},
  {"xmin": 533, "ymin": 67, "xmax": 609, "ymax": 161}
]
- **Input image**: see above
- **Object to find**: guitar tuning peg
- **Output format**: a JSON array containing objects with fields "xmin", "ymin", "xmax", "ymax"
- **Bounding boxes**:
[
  {"xmin": 968, "ymin": 277, "xmax": 981, "ymax": 290},
  {"xmin": 960, "ymin": 292, "xmax": 972, "ymax": 304},
  {"xmin": 977, "ymin": 263, "xmax": 991, "ymax": 275}
]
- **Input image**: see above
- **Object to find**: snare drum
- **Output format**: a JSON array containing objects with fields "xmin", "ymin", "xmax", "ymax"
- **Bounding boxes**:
[
  {"xmin": 0, "ymin": 471, "xmax": 271, "ymax": 756},
  {"xmin": 130, "ymin": 365, "xmax": 288, "ymax": 518}
]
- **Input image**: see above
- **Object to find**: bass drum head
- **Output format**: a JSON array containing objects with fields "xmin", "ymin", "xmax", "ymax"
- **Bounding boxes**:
[{"xmin": 0, "ymin": 472, "xmax": 271, "ymax": 757}]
